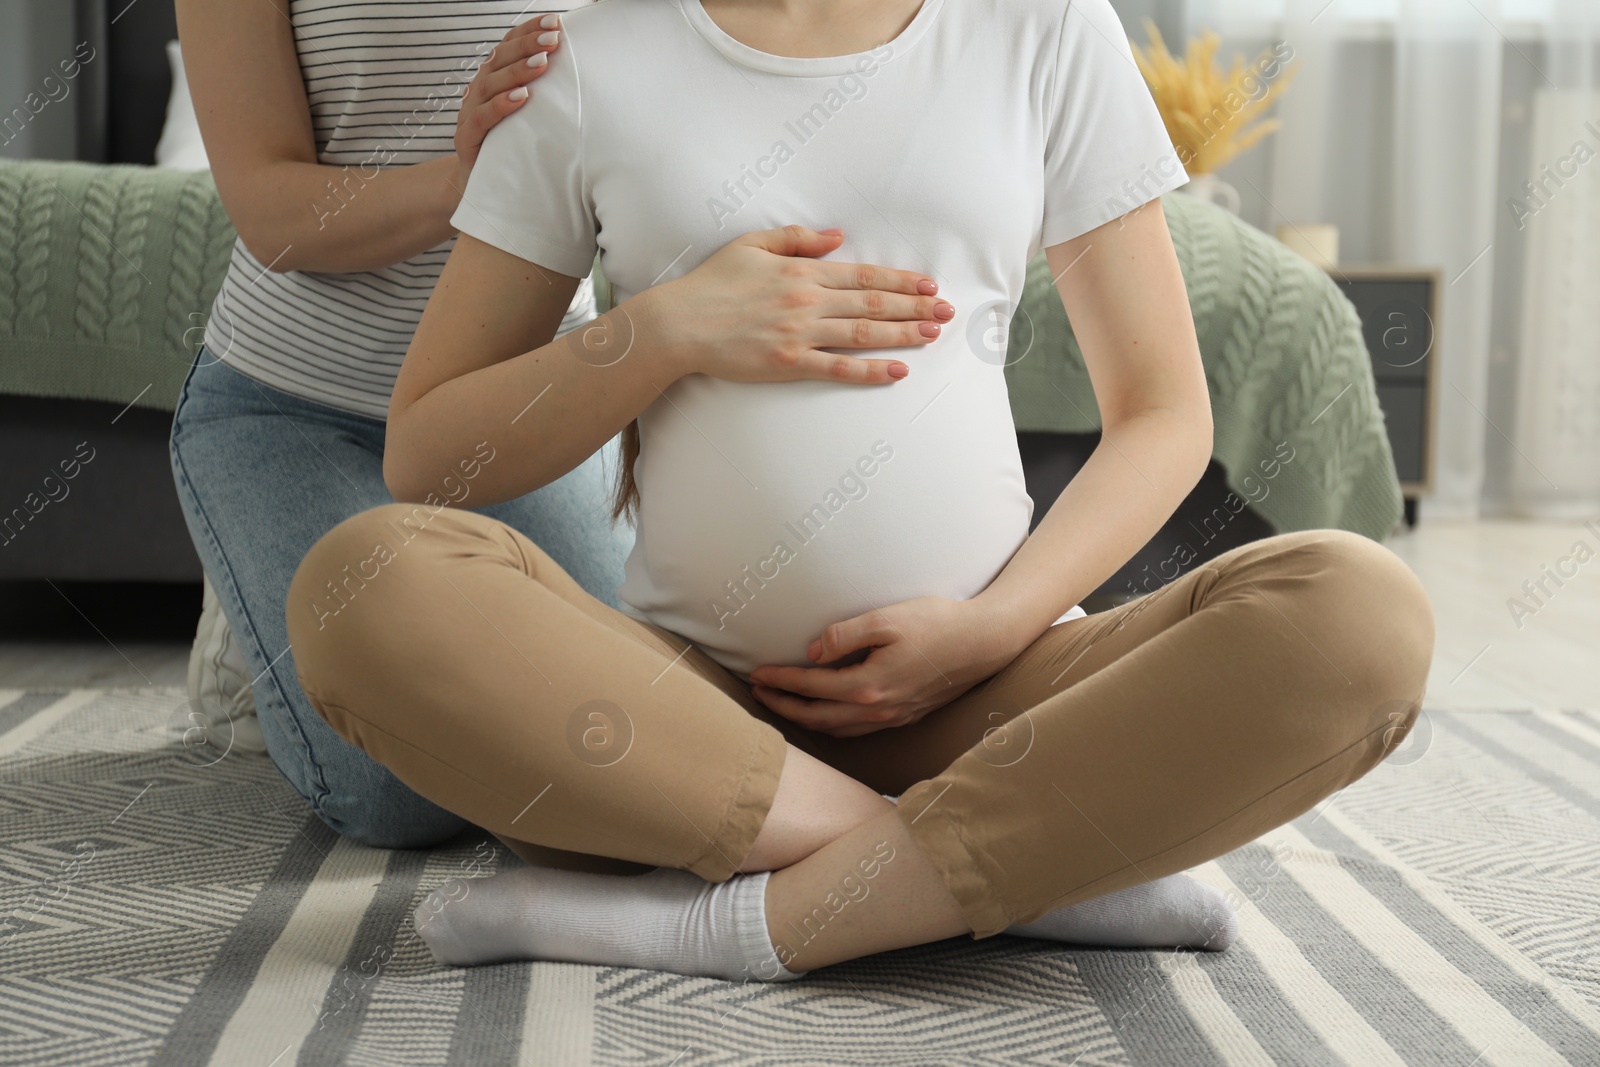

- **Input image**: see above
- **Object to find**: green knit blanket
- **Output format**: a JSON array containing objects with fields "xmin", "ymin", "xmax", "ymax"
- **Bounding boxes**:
[
  {"xmin": 1004, "ymin": 192, "xmax": 1403, "ymax": 541},
  {"xmin": 0, "ymin": 161, "xmax": 235, "ymax": 413},
  {"xmin": 0, "ymin": 160, "xmax": 1400, "ymax": 538}
]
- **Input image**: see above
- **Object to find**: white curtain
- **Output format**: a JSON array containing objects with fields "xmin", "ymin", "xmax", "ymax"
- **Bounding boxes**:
[
  {"xmin": 1509, "ymin": 0, "xmax": 1600, "ymax": 517},
  {"xmin": 1144, "ymin": 0, "xmax": 1600, "ymax": 519}
]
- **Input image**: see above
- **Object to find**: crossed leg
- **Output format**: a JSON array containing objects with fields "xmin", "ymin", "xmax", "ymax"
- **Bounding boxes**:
[
  {"xmin": 748, "ymin": 526, "xmax": 1435, "ymax": 968},
  {"xmin": 286, "ymin": 504, "xmax": 1434, "ymax": 977}
]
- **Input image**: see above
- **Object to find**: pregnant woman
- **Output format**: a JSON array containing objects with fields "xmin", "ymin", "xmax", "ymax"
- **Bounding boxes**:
[
  {"xmin": 287, "ymin": 0, "xmax": 1436, "ymax": 980},
  {"xmin": 169, "ymin": 0, "xmax": 945, "ymax": 850}
]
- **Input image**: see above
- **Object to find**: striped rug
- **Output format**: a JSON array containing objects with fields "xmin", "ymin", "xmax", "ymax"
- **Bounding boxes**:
[{"xmin": 2, "ymin": 688, "xmax": 1598, "ymax": 1066}]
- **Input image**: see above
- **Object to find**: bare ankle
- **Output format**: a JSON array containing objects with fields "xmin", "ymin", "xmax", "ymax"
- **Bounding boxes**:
[
  {"xmin": 765, "ymin": 810, "xmax": 968, "ymax": 972},
  {"xmin": 739, "ymin": 744, "xmax": 891, "ymax": 872}
]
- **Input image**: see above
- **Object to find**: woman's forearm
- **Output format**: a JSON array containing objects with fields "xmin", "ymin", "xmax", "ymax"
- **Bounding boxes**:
[
  {"xmin": 972, "ymin": 406, "xmax": 1213, "ymax": 656},
  {"xmin": 226, "ymin": 156, "xmax": 463, "ymax": 275},
  {"xmin": 384, "ymin": 291, "xmax": 683, "ymax": 506},
  {"xmin": 178, "ymin": 0, "xmax": 466, "ymax": 274}
]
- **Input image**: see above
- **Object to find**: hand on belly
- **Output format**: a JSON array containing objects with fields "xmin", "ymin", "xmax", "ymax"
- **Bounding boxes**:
[{"xmin": 743, "ymin": 594, "xmax": 1023, "ymax": 739}]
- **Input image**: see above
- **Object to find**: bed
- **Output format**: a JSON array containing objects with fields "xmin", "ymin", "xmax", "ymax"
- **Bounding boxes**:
[{"xmin": 0, "ymin": 0, "xmax": 201, "ymax": 582}]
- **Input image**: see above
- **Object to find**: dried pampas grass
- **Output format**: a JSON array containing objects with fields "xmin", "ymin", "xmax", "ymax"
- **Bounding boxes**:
[{"xmin": 1130, "ymin": 19, "xmax": 1300, "ymax": 174}]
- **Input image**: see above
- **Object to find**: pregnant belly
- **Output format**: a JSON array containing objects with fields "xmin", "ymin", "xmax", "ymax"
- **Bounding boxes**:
[{"xmin": 615, "ymin": 372, "xmax": 1035, "ymax": 677}]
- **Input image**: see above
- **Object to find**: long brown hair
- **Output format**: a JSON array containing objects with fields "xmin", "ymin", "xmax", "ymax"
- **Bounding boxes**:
[
  {"xmin": 611, "ymin": 418, "xmax": 641, "ymax": 523},
  {"xmin": 591, "ymin": 271, "xmax": 642, "ymax": 525}
]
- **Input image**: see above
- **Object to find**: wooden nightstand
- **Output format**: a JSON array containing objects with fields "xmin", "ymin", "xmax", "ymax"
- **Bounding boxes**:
[{"xmin": 1328, "ymin": 268, "xmax": 1441, "ymax": 528}]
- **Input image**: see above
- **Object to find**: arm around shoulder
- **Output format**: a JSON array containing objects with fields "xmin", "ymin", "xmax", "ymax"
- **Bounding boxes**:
[{"xmin": 175, "ymin": 0, "xmax": 462, "ymax": 272}]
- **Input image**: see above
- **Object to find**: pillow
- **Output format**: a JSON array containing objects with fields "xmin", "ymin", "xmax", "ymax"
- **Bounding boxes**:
[{"xmin": 154, "ymin": 40, "xmax": 210, "ymax": 171}]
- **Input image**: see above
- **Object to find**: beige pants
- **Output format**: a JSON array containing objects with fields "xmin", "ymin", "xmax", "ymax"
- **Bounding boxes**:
[{"xmin": 286, "ymin": 503, "xmax": 1434, "ymax": 938}]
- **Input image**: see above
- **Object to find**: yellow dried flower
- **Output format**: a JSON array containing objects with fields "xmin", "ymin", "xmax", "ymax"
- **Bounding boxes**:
[{"xmin": 1130, "ymin": 19, "xmax": 1299, "ymax": 174}]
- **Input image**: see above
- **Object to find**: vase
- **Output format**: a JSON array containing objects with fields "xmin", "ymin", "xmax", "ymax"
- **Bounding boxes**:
[{"xmin": 1178, "ymin": 173, "xmax": 1241, "ymax": 214}]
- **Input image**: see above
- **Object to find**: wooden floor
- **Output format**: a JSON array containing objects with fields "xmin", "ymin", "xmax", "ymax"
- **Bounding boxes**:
[
  {"xmin": 0, "ymin": 518, "xmax": 1594, "ymax": 708},
  {"xmin": 1386, "ymin": 518, "xmax": 1599, "ymax": 711}
]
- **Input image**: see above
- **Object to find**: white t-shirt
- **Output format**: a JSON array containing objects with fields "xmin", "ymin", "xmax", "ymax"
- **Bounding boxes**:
[{"xmin": 453, "ymin": 0, "xmax": 1188, "ymax": 676}]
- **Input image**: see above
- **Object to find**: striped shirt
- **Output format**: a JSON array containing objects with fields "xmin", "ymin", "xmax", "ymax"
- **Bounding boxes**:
[{"xmin": 203, "ymin": 0, "xmax": 594, "ymax": 420}]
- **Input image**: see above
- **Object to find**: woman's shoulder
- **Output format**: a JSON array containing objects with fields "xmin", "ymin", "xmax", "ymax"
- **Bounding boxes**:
[
  {"xmin": 561, "ymin": 0, "xmax": 676, "ymax": 39},
  {"xmin": 966, "ymin": 0, "xmax": 1139, "ymax": 66},
  {"xmin": 553, "ymin": 0, "xmax": 683, "ymax": 78},
  {"xmin": 940, "ymin": 0, "xmax": 1086, "ymax": 43}
]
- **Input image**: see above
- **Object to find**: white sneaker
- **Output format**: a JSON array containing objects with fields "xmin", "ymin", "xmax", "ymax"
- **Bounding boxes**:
[{"xmin": 186, "ymin": 575, "xmax": 268, "ymax": 757}]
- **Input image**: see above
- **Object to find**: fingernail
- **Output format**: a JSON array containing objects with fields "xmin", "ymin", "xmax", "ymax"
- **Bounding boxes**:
[
  {"xmin": 916, "ymin": 278, "xmax": 937, "ymax": 295},
  {"xmin": 888, "ymin": 362, "xmax": 910, "ymax": 379},
  {"xmin": 540, "ymin": 14, "xmax": 560, "ymax": 29},
  {"xmin": 508, "ymin": 85, "xmax": 529, "ymax": 100},
  {"xmin": 918, "ymin": 322, "xmax": 941, "ymax": 338},
  {"xmin": 818, "ymin": 227, "xmax": 843, "ymax": 236},
  {"xmin": 934, "ymin": 301, "xmax": 955, "ymax": 320},
  {"xmin": 808, "ymin": 640, "xmax": 823, "ymax": 659},
  {"xmin": 526, "ymin": 52, "xmax": 548, "ymax": 68},
  {"xmin": 537, "ymin": 30, "xmax": 560, "ymax": 46}
]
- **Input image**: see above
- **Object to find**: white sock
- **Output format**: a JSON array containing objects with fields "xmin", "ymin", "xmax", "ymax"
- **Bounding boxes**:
[
  {"xmin": 413, "ymin": 865, "xmax": 804, "ymax": 982},
  {"xmin": 1006, "ymin": 873, "xmax": 1239, "ymax": 951}
]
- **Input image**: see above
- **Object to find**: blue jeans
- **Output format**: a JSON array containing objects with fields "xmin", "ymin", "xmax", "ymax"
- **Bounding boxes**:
[{"xmin": 169, "ymin": 348, "xmax": 635, "ymax": 848}]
